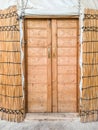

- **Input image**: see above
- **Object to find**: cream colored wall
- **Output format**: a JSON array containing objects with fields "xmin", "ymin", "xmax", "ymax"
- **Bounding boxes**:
[{"xmin": 0, "ymin": 0, "xmax": 98, "ymax": 15}]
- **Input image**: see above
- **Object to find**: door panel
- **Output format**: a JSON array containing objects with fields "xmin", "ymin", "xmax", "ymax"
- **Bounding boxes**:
[
  {"xmin": 25, "ymin": 19, "xmax": 52, "ymax": 112},
  {"xmin": 56, "ymin": 19, "xmax": 78, "ymax": 112}
]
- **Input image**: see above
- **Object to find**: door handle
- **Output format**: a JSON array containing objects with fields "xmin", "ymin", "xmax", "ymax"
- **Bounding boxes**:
[
  {"xmin": 48, "ymin": 47, "xmax": 51, "ymax": 58},
  {"xmin": 52, "ymin": 48, "xmax": 56, "ymax": 58}
]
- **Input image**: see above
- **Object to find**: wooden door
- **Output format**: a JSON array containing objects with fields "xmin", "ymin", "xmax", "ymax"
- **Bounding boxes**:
[
  {"xmin": 52, "ymin": 19, "xmax": 79, "ymax": 112},
  {"xmin": 25, "ymin": 18, "xmax": 79, "ymax": 113},
  {"xmin": 25, "ymin": 19, "xmax": 52, "ymax": 112}
]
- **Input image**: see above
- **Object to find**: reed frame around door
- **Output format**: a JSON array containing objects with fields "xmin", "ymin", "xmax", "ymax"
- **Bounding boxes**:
[{"xmin": 24, "ymin": 16, "xmax": 80, "ymax": 114}]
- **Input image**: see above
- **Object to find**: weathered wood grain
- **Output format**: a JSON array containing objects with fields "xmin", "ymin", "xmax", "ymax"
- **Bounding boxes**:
[{"xmin": 25, "ymin": 19, "xmax": 52, "ymax": 112}]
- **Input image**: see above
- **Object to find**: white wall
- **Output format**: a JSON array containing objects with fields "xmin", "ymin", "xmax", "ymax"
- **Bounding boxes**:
[
  {"xmin": 0, "ymin": 0, "xmax": 98, "ymax": 15},
  {"xmin": 0, "ymin": 0, "xmax": 16, "ymax": 9}
]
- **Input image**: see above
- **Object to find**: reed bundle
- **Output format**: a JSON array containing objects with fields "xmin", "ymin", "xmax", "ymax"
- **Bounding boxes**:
[
  {"xmin": 81, "ymin": 9, "xmax": 98, "ymax": 122},
  {"xmin": 0, "ymin": 6, "xmax": 24, "ymax": 122}
]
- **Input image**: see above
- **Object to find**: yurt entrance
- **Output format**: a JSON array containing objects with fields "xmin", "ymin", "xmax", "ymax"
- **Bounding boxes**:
[{"xmin": 25, "ymin": 18, "xmax": 79, "ymax": 113}]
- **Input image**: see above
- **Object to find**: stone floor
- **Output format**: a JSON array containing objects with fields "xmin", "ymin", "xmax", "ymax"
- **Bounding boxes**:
[{"xmin": 0, "ymin": 113, "xmax": 98, "ymax": 130}]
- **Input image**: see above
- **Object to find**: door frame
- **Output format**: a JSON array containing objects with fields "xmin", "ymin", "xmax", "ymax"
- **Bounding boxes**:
[{"xmin": 23, "ymin": 15, "xmax": 80, "ymax": 114}]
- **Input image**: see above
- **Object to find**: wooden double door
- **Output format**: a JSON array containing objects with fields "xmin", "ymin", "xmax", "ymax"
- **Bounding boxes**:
[{"xmin": 25, "ymin": 18, "xmax": 79, "ymax": 113}]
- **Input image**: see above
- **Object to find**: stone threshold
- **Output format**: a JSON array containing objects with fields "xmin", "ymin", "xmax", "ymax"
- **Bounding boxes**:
[{"xmin": 25, "ymin": 113, "xmax": 79, "ymax": 121}]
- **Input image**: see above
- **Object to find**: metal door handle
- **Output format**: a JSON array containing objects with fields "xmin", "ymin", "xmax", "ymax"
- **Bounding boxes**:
[
  {"xmin": 48, "ymin": 47, "xmax": 51, "ymax": 58},
  {"xmin": 52, "ymin": 48, "xmax": 56, "ymax": 58}
]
